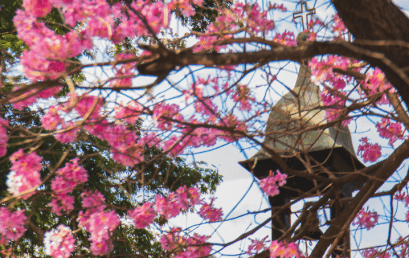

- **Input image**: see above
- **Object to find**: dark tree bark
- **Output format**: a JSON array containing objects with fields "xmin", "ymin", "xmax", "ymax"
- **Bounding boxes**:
[{"xmin": 333, "ymin": 0, "xmax": 409, "ymax": 112}]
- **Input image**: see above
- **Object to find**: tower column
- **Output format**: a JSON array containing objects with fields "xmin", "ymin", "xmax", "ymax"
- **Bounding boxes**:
[
  {"xmin": 269, "ymin": 188, "xmax": 291, "ymax": 240},
  {"xmin": 330, "ymin": 183, "xmax": 354, "ymax": 258}
]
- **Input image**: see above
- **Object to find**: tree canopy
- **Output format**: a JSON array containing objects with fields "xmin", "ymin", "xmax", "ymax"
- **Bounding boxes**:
[{"xmin": 1, "ymin": 0, "xmax": 409, "ymax": 257}]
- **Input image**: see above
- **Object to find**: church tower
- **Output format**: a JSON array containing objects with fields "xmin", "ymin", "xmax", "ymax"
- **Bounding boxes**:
[{"xmin": 239, "ymin": 33, "xmax": 365, "ymax": 257}]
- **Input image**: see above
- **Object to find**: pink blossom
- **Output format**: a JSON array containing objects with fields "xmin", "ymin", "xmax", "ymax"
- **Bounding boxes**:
[
  {"xmin": 74, "ymin": 94, "xmax": 103, "ymax": 119},
  {"xmin": 90, "ymin": 239, "xmax": 111, "ymax": 256},
  {"xmin": 269, "ymin": 240, "xmax": 300, "ymax": 258},
  {"xmin": 155, "ymin": 194, "xmax": 181, "ymax": 219},
  {"xmin": 186, "ymin": 128, "xmax": 218, "ymax": 148},
  {"xmin": 57, "ymin": 158, "xmax": 88, "ymax": 183},
  {"xmin": 357, "ymin": 137, "xmax": 382, "ymax": 163},
  {"xmin": 320, "ymin": 88, "xmax": 347, "ymax": 122},
  {"xmin": 218, "ymin": 114, "xmax": 247, "ymax": 142},
  {"xmin": 153, "ymin": 103, "xmax": 183, "ymax": 130},
  {"xmin": 175, "ymin": 186, "xmax": 201, "ymax": 210},
  {"xmin": 37, "ymin": 86, "xmax": 63, "ymax": 99},
  {"xmin": 362, "ymin": 248, "xmax": 391, "ymax": 258},
  {"xmin": 44, "ymin": 225, "xmax": 75, "ymax": 258},
  {"xmin": 247, "ymin": 236, "xmax": 270, "ymax": 255},
  {"xmin": 54, "ymin": 122, "xmax": 79, "ymax": 143},
  {"xmin": 23, "ymin": 0, "xmax": 52, "ymax": 17},
  {"xmin": 168, "ymin": 0, "xmax": 199, "ymax": 17},
  {"xmin": 259, "ymin": 170, "xmax": 287, "ymax": 197},
  {"xmin": 41, "ymin": 106, "xmax": 63, "ymax": 131},
  {"xmin": 77, "ymin": 190, "xmax": 106, "ymax": 228},
  {"xmin": 332, "ymin": 14, "xmax": 347, "ymax": 36},
  {"xmin": 81, "ymin": 190, "xmax": 106, "ymax": 209},
  {"xmin": 87, "ymin": 210, "xmax": 120, "ymax": 255},
  {"xmin": 394, "ymin": 191, "xmax": 409, "ymax": 207},
  {"xmin": 50, "ymin": 194, "xmax": 75, "ymax": 215},
  {"xmin": 160, "ymin": 228, "xmax": 212, "ymax": 257},
  {"xmin": 376, "ymin": 118, "xmax": 404, "ymax": 147},
  {"xmin": 273, "ymin": 30, "xmax": 296, "ymax": 46},
  {"xmin": 7, "ymin": 149, "xmax": 42, "ymax": 199},
  {"xmin": 129, "ymin": 202, "xmax": 156, "ymax": 229},
  {"xmin": 161, "ymin": 135, "xmax": 187, "ymax": 156},
  {"xmin": 160, "ymin": 228, "xmax": 184, "ymax": 251},
  {"xmin": 309, "ymin": 56, "xmax": 350, "ymax": 86},
  {"xmin": 361, "ymin": 68, "xmax": 392, "ymax": 96},
  {"xmin": 0, "ymin": 208, "xmax": 27, "ymax": 245},
  {"xmin": 198, "ymin": 198, "xmax": 223, "ymax": 222},
  {"xmin": 20, "ymin": 50, "xmax": 66, "ymax": 81},
  {"xmin": 111, "ymin": 143, "xmax": 144, "ymax": 167},
  {"xmin": 50, "ymin": 159, "xmax": 88, "ymax": 215},
  {"xmin": 104, "ymin": 124, "xmax": 137, "ymax": 150},
  {"xmin": 114, "ymin": 100, "xmax": 143, "ymax": 124},
  {"xmin": 353, "ymin": 207, "xmax": 378, "ymax": 230},
  {"xmin": 184, "ymin": 233, "xmax": 212, "ymax": 257}
]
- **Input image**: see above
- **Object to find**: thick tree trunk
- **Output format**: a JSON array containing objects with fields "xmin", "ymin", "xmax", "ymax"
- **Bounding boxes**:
[{"xmin": 333, "ymin": 0, "xmax": 409, "ymax": 110}]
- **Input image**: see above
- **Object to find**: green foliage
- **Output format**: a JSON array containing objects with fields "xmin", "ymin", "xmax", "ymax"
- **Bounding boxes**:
[
  {"xmin": 177, "ymin": 0, "xmax": 232, "ymax": 32},
  {"xmin": 0, "ymin": 1, "xmax": 222, "ymax": 256},
  {"xmin": 0, "ymin": 0, "xmax": 24, "ymax": 57},
  {"xmin": 0, "ymin": 96, "xmax": 222, "ymax": 256}
]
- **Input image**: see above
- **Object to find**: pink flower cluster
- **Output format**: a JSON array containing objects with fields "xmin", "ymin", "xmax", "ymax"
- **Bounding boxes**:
[
  {"xmin": 129, "ymin": 202, "xmax": 156, "ymax": 229},
  {"xmin": 88, "ymin": 211, "xmax": 120, "ymax": 255},
  {"xmin": 198, "ymin": 198, "xmax": 223, "ymax": 222},
  {"xmin": 0, "ymin": 117, "xmax": 8, "ymax": 157},
  {"xmin": 6, "ymin": 149, "xmax": 42, "ymax": 199},
  {"xmin": 40, "ymin": 102, "xmax": 81, "ymax": 143},
  {"xmin": 361, "ymin": 68, "xmax": 393, "ymax": 95},
  {"xmin": 359, "ymin": 67, "xmax": 394, "ymax": 105},
  {"xmin": 154, "ymin": 186, "xmax": 202, "ymax": 220},
  {"xmin": 332, "ymin": 14, "xmax": 347, "ymax": 36},
  {"xmin": 352, "ymin": 207, "xmax": 378, "ymax": 230},
  {"xmin": 77, "ymin": 190, "xmax": 120, "ymax": 255},
  {"xmin": 168, "ymin": 0, "xmax": 203, "ymax": 17},
  {"xmin": 54, "ymin": 121, "xmax": 80, "ymax": 143},
  {"xmin": 362, "ymin": 248, "xmax": 391, "ymax": 258},
  {"xmin": 111, "ymin": 53, "xmax": 137, "ymax": 87},
  {"xmin": 73, "ymin": 94, "xmax": 103, "ymax": 120},
  {"xmin": 44, "ymin": 225, "xmax": 75, "ymax": 258},
  {"xmin": 269, "ymin": 240, "xmax": 300, "ymax": 258},
  {"xmin": 320, "ymin": 88, "xmax": 347, "ymax": 122},
  {"xmin": 376, "ymin": 118, "xmax": 404, "ymax": 147},
  {"xmin": 0, "ymin": 208, "xmax": 27, "ymax": 245},
  {"xmin": 41, "ymin": 105, "xmax": 63, "ymax": 131},
  {"xmin": 50, "ymin": 158, "xmax": 88, "ymax": 215},
  {"xmin": 114, "ymin": 100, "xmax": 143, "ymax": 124},
  {"xmin": 273, "ymin": 30, "xmax": 297, "ymax": 46},
  {"xmin": 11, "ymin": 84, "xmax": 62, "ymax": 110},
  {"xmin": 153, "ymin": 103, "xmax": 183, "ymax": 131},
  {"xmin": 22, "ymin": 0, "xmax": 52, "ymax": 18},
  {"xmin": 16, "ymin": 0, "xmax": 171, "ymax": 82},
  {"xmin": 259, "ymin": 170, "xmax": 287, "ymax": 197},
  {"xmin": 77, "ymin": 190, "xmax": 107, "ymax": 229},
  {"xmin": 14, "ymin": 7, "xmax": 92, "ymax": 81},
  {"xmin": 160, "ymin": 228, "xmax": 212, "ymax": 257},
  {"xmin": 308, "ymin": 56, "xmax": 354, "ymax": 122},
  {"xmin": 246, "ymin": 236, "xmax": 269, "ymax": 255},
  {"xmin": 357, "ymin": 137, "xmax": 382, "ymax": 163},
  {"xmin": 129, "ymin": 186, "xmax": 222, "ymax": 230},
  {"xmin": 394, "ymin": 191, "xmax": 409, "ymax": 207},
  {"xmin": 309, "ymin": 56, "xmax": 350, "ymax": 87}
]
